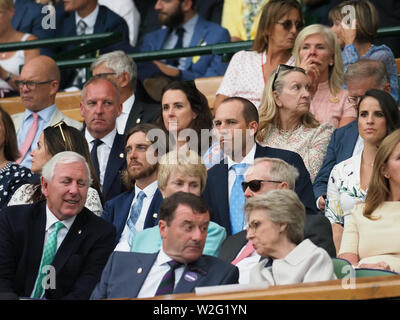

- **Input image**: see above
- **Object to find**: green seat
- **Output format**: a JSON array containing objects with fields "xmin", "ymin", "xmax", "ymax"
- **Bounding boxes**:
[
  {"xmin": 355, "ymin": 268, "xmax": 398, "ymax": 278},
  {"xmin": 332, "ymin": 258, "xmax": 354, "ymax": 279}
]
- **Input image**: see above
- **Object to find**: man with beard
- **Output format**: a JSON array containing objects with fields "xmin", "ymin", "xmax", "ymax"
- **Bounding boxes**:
[
  {"xmin": 80, "ymin": 76, "xmax": 126, "ymax": 201},
  {"xmin": 101, "ymin": 123, "xmax": 166, "ymax": 250},
  {"xmin": 138, "ymin": 0, "xmax": 230, "ymax": 102}
]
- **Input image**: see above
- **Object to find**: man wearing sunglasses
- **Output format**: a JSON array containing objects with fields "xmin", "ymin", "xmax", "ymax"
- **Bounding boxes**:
[
  {"xmin": 202, "ymin": 96, "xmax": 319, "ymax": 237},
  {"xmin": 12, "ymin": 56, "xmax": 83, "ymax": 169},
  {"xmin": 218, "ymin": 157, "xmax": 335, "ymax": 284}
]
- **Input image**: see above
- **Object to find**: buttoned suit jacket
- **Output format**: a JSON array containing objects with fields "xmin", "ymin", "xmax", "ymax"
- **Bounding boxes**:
[
  {"xmin": 138, "ymin": 16, "xmax": 230, "ymax": 81},
  {"xmin": 0, "ymin": 202, "xmax": 116, "ymax": 299},
  {"xmin": 101, "ymin": 188, "xmax": 163, "ymax": 244},
  {"xmin": 202, "ymin": 143, "xmax": 319, "ymax": 235},
  {"xmin": 313, "ymin": 120, "xmax": 359, "ymax": 200},
  {"xmin": 12, "ymin": 107, "xmax": 83, "ymax": 132},
  {"xmin": 90, "ymin": 251, "xmax": 239, "ymax": 299},
  {"xmin": 218, "ymin": 214, "xmax": 336, "ymax": 263},
  {"xmin": 123, "ymin": 99, "xmax": 161, "ymax": 134}
]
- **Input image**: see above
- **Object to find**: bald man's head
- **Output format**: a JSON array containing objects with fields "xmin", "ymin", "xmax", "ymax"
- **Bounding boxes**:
[{"xmin": 19, "ymin": 55, "xmax": 60, "ymax": 111}]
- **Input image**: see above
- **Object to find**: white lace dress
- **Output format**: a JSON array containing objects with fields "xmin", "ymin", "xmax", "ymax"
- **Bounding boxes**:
[{"xmin": 8, "ymin": 184, "xmax": 103, "ymax": 216}]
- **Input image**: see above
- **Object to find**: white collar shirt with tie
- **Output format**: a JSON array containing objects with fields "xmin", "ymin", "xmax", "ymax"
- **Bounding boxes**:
[{"xmin": 74, "ymin": 5, "xmax": 99, "ymax": 35}]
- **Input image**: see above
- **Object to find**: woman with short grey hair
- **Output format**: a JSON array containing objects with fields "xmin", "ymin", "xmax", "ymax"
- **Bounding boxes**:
[{"xmin": 245, "ymin": 189, "xmax": 335, "ymax": 285}]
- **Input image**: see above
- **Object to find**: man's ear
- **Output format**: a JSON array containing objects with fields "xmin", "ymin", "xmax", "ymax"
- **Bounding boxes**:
[
  {"xmin": 118, "ymin": 72, "xmax": 131, "ymax": 89},
  {"xmin": 277, "ymin": 181, "xmax": 290, "ymax": 189},
  {"xmin": 248, "ymin": 120, "xmax": 259, "ymax": 136},
  {"xmin": 181, "ymin": 0, "xmax": 193, "ymax": 12},
  {"xmin": 384, "ymin": 82, "xmax": 391, "ymax": 94},
  {"xmin": 158, "ymin": 219, "xmax": 168, "ymax": 239},
  {"xmin": 41, "ymin": 176, "xmax": 49, "ymax": 198}
]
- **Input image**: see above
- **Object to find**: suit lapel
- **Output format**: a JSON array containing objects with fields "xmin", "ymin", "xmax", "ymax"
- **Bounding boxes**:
[
  {"xmin": 48, "ymin": 108, "xmax": 63, "ymax": 126},
  {"xmin": 212, "ymin": 162, "xmax": 230, "ymax": 231},
  {"xmin": 124, "ymin": 100, "xmax": 143, "ymax": 134},
  {"xmin": 143, "ymin": 189, "xmax": 163, "ymax": 228},
  {"xmin": 26, "ymin": 202, "xmax": 47, "ymax": 294},
  {"xmin": 12, "ymin": 0, "xmax": 25, "ymax": 29},
  {"xmin": 93, "ymin": 5, "xmax": 106, "ymax": 33},
  {"xmin": 117, "ymin": 191, "xmax": 135, "ymax": 238},
  {"xmin": 185, "ymin": 17, "xmax": 207, "ymax": 70},
  {"xmin": 347, "ymin": 121, "xmax": 359, "ymax": 156},
  {"xmin": 102, "ymin": 134, "xmax": 126, "ymax": 196},
  {"xmin": 129, "ymin": 253, "xmax": 158, "ymax": 298}
]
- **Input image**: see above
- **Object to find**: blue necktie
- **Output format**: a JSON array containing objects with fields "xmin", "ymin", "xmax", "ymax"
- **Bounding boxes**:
[
  {"xmin": 166, "ymin": 27, "xmax": 185, "ymax": 67},
  {"xmin": 229, "ymin": 163, "xmax": 248, "ymax": 234},
  {"xmin": 91, "ymin": 139, "xmax": 103, "ymax": 180},
  {"xmin": 127, "ymin": 191, "xmax": 146, "ymax": 248}
]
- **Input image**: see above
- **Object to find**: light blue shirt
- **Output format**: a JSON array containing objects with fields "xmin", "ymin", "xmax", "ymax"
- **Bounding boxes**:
[
  {"xmin": 17, "ymin": 104, "xmax": 57, "ymax": 169},
  {"xmin": 162, "ymin": 14, "xmax": 199, "ymax": 69}
]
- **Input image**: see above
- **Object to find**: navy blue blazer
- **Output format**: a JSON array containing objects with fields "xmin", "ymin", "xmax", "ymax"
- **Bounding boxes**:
[
  {"xmin": 90, "ymin": 251, "xmax": 239, "ymax": 299},
  {"xmin": 124, "ymin": 99, "xmax": 161, "ymax": 134},
  {"xmin": 101, "ymin": 133, "xmax": 127, "ymax": 202},
  {"xmin": 202, "ymin": 143, "xmax": 319, "ymax": 236},
  {"xmin": 0, "ymin": 201, "xmax": 116, "ymax": 299},
  {"xmin": 313, "ymin": 120, "xmax": 359, "ymax": 200},
  {"xmin": 138, "ymin": 16, "xmax": 230, "ymax": 81},
  {"xmin": 102, "ymin": 188, "xmax": 163, "ymax": 244}
]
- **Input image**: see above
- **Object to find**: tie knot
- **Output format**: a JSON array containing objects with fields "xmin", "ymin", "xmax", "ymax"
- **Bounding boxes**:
[
  {"xmin": 175, "ymin": 27, "xmax": 185, "ymax": 37},
  {"xmin": 232, "ymin": 163, "xmax": 248, "ymax": 175},
  {"xmin": 53, "ymin": 221, "xmax": 65, "ymax": 233},
  {"xmin": 92, "ymin": 139, "xmax": 103, "ymax": 148},
  {"xmin": 167, "ymin": 260, "xmax": 182, "ymax": 270},
  {"xmin": 77, "ymin": 19, "xmax": 87, "ymax": 35},
  {"xmin": 32, "ymin": 112, "xmax": 39, "ymax": 120},
  {"xmin": 136, "ymin": 190, "xmax": 146, "ymax": 201}
]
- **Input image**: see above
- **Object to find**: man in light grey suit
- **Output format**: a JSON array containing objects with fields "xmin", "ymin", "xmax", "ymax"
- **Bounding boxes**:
[
  {"xmin": 12, "ymin": 55, "xmax": 82, "ymax": 168},
  {"xmin": 91, "ymin": 192, "xmax": 238, "ymax": 299}
]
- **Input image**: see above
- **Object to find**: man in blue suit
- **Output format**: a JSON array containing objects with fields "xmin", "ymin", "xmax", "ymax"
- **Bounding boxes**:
[
  {"xmin": 202, "ymin": 97, "xmax": 319, "ymax": 236},
  {"xmin": 313, "ymin": 59, "xmax": 391, "ymax": 212},
  {"xmin": 80, "ymin": 76, "xmax": 127, "ymax": 202},
  {"xmin": 138, "ymin": 0, "xmax": 230, "ymax": 101},
  {"xmin": 91, "ymin": 192, "xmax": 238, "ymax": 299},
  {"xmin": 101, "ymin": 123, "xmax": 166, "ymax": 249}
]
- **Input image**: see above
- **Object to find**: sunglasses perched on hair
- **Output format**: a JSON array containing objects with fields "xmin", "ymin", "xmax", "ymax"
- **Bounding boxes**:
[
  {"xmin": 272, "ymin": 64, "xmax": 306, "ymax": 90},
  {"xmin": 276, "ymin": 20, "xmax": 304, "ymax": 31},
  {"xmin": 52, "ymin": 121, "xmax": 73, "ymax": 150},
  {"xmin": 241, "ymin": 179, "xmax": 282, "ymax": 192}
]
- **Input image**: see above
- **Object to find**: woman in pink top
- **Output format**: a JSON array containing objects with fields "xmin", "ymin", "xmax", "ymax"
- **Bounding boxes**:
[
  {"xmin": 215, "ymin": 0, "xmax": 302, "ymax": 110},
  {"xmin": 293, "ymin": 24, "xmax": 356, "ymax": 128}
]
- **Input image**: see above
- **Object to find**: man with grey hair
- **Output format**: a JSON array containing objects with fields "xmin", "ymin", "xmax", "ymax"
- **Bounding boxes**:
[
  {"xmin": 91, "ymin": 51, "xmax": 161, "ymax": 135},
  {"xmin": 0, "ymin": 151, "xmax": 116, "ymax": 299},
  {"xmin": 313, "ymin": 59, "xmax": 392, "ymax": 212},
  {"xmin": 218, "ymin": 157, "xmax": 335, "ymax": 283}
]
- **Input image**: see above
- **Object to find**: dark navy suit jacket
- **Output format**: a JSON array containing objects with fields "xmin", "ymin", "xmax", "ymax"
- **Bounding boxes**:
[
  {"xmin": 313, "ymin": 120, "xmax": 359, "ymax": 200},
  {"xmin": 101, "ymin": 188, "xmax": 163, "ymax": 244},
  {"xmin": 90, "ymin": 251, "xmax": 239, "ymax": 299},
  {"xmin": 202, "ymin": 143, "xmax": 319, "ymax": 236},
  {"xmin": 0, "ymin": 202, "xmax": 116, "ymax": 299},
  {"xmin": 138, "ymin": 16, "xmax": 230, "ymax": 81},
  {"xmin": 124, "ymin": 99, "xmax": 161, "ymax": 134}
]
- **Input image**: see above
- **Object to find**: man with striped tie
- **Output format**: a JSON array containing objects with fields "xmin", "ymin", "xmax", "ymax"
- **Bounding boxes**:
[{"xmin": 91, "ymin": 192, "xmax": 238, "ymax": 299}]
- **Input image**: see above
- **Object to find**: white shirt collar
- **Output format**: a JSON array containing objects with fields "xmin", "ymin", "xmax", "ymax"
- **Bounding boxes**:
[
  {"xmin": 227, "ymin": 143, "xmax": 256, "ymax": 170},
  {"xmin": 156, "ymin": 247, "xmax": 180, "ymax": 267},
  {"xmin": 75, "ymin": 4, "xmax": 99, "ymax": 30},
  {"xmin": 134, "ymin": 180, "xmax": 158, "ymax": 198},
  {"xmin": 122, "ymin": 94, "xmax": 135, "ymax": 115},
  {"xmin": 85, "ymin": 128, "xmax": 117, "ymax": 149},
  {"xmin": 45, "ymin": 204, "xmax": 76, "ymax": 232}
]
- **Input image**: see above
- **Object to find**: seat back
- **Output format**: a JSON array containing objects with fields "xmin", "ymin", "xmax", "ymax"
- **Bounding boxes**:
[
  {"xmin": 332, "ymin": 258, "xmax": 354, "ymax": 279},
  {"xmin": 355, "ymin": 268, "xmax": 398, "ymax": 278}
]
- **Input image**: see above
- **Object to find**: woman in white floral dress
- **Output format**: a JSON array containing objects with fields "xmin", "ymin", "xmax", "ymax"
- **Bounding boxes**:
[
  {"xmin": 8, "ymin": 122, "xmax": 104, "ymax": 216},
  {"xmin": 326, "ymin": 89, "xmax": 400, "ymax": 253}
]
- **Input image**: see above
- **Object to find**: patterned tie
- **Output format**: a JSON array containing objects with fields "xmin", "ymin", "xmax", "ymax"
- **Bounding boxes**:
[
  {"xmin": 31, "ymin": 221, "xmax": 65, "ymax": 298},
  {"xmin": 75, "ymin": 19, "xmax": 88, "ymax": 86},
  {"xmin": 229, "ymin": 163, "xmax": 248, "ymax": 235},
  {"xmin": 232, "ymin": 240, "xmax": 255, "ymax": 265},
  {"xmin": 90, "ymin": 139, "xmax": 103, "ymax": 181},
  {"xmin": 127, "ymin": 191, "xmax": 146, "ymax": 248},
  {"xmin": 17, "ymin": 112, "xmax": 39, "ymax": 164},
  {"xmin": 167, "ymin": 27, "xmax": 185, "ymax": 67},
  {"xmin": 76, "ymin": 19, "xmax": 87, "ymax": 36},
  {"xmin": 155, "ymin": 260, "xmax": 182, "ymax": 296}
]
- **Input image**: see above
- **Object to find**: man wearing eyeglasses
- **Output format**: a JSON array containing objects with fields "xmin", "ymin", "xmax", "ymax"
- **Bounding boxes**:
[
  {"xmin": 202, "ymin": 96, "xmax": 319, "ymax": 237},
  {"xmin": 313, "ymin": 59, "xmax": 392, "ymax": 212},
  {"xmin": 11, "ymin": 55, "xmax": 83, "ymax": 169},
  {"xmin": 218, "ymin": 157, "xmax": 335, "ymax": 284}
]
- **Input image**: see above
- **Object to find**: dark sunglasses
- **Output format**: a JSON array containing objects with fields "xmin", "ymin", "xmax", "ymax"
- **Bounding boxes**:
[
  {"xmin": 241, "ymin": 179, "xmax": 282, "ymax": 192},
  {"xmin": 276, "ymin": 20, "xmax": 304, "ymax": 31},
  {"xmin": 272, "ymin": 64, "xmax": 306, "ymax": 91}
]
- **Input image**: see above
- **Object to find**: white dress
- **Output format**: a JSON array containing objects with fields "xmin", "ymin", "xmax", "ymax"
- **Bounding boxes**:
[{"xmin": 8, "ymin": 184, "xmax": 103, "ymax": 216}]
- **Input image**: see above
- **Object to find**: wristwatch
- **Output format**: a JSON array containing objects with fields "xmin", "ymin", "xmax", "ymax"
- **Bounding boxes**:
[{"xmin": 4, "ymin": 72, "xmax": 12, "ymax": 82}]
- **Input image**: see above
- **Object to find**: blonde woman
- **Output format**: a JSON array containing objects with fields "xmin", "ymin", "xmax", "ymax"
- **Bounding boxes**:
[
  {"xmin": 257, "ymin": 64, "xmax": 334, "ymax": 182},
  {"xmin": 293, "ymin": 24, "xmax": 356, "ymax": 128}
]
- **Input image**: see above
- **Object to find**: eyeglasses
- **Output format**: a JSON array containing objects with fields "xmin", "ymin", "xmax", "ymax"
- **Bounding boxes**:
[
  {"xmin": 276, "ymin": 20, "xmax": 304, "ymax": 31},
  {"xmin": 15, "ymin": 80, "xmax": 54, "ymax": 90},
  {"xmin": 241, "ymin": 179, "xmax": 282, "ymax": 192},
  {"xmin": 272, "ymin": 64, "xmax": 306, "ymax": 90},
  {"xmin": 94, "ymin": 72, "xmax": 117, "ymax": 78},
  {"xmin": 347, "ymin": 95, "xmax": 362, "ymax": 106},
  {"xmin": 52, "ymin": 121, "xmax": 73, "ymax": 150}
]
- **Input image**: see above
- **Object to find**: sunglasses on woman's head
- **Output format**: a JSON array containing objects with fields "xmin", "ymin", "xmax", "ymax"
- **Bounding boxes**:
[
  {"xmin": 272, "ymin": 64, "xmax": 306, "ymax": 90},
  {"xmin": 241, "ymin": 179, "xmax": 282, "ymax": 192}
]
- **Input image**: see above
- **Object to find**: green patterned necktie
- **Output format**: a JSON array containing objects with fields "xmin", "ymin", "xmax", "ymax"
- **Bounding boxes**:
[{"xmin": 31, "ymin": 221, "xmax": 65, "ymax": 299}]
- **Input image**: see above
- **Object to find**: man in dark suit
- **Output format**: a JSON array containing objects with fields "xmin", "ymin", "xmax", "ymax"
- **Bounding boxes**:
[
  {"xmin": 91, "ymin": 192, "xmax": 238, "ymax": 299},
  {"xmin": 218, "ymin": 157, "xmax": 335, "ymax": 283},
  {"xmin": 138, "ymin": 0, "xmax": 230, "ymax": 101},
  {"xmin": 90, "ymin": 51, "xmax": 161, "ymax": 135},
  {"xmin": 0, "ymin": 151, "xmax": 116, "ymax": 299},
  {"xmin": 80, "ymin": 76, "xmax": 126, "ymax": 202},
  {"xmin": 102, "ymin": 123, "xmax": 166, "ymax": 249},
  {"xmin": 202, "ymin": 97, "xmax": 318, "ymax": 236},
  {"xmin": 313, "ymin": 59, "xmax": 391, "ymax": 212}
]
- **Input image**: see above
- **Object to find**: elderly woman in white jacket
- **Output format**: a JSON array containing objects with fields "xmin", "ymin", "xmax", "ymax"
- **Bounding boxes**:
[{"xmin": 245, "ymin": 189, "xmax": 335, "ymax": 285}]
